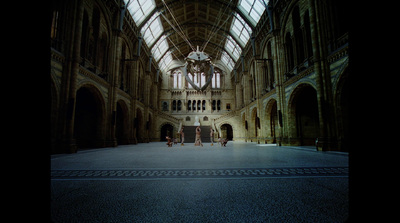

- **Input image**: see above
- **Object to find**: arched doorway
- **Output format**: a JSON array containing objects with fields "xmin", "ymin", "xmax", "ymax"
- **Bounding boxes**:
[
  {"xmin": 250, "ymin": 108, "xmax": 259, "ymax": 142},
  {"xmin": 74, "ymin": 86, "xmax": 105, "ymax": 149},
  {"xmin": 265, "ymin": 99, "xmax": 279, "ymax": 143},
  {"xmin": 220, "ymin": 124, "xmax": 233, "ymax": 140},
  {"xmin": 241, "ymin": 113, "xmax": 247, "ymax": 142},
  {"xmin": 135, "ymin": 108, "xmax": 143, "ymax": 143},
  {"xmin": 116, "ymin": 100, "xmax": 129, "ymax": 145},
  {"xmin": 160, "ymin": 123, "xmax": 174, "ymax": 141},
  {"xmin": 289, "ymin": 84, "xmax": 320, "ymax": 146}
]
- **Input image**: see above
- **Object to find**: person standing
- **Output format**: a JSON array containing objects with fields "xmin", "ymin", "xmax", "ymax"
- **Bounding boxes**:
[
  {"xmin": 194, "ymin": 126, "xmax": 203, "ymax": 147},
  {"xmin": 180, "ymin": 126, "xmax": 185, "ymax": 146},
  {"xmin": 210, "ymin": 128, "xmax": 214, "ymax": 146}
]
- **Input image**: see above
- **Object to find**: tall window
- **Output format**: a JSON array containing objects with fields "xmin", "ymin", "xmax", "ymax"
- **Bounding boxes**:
[
  {"xmin": 173, "ymin": 70, "xmax": 182, "ymax": 88},
  {"xmin": 187, "ymin": 72, "xmax": 206, "ymax": 88},
  {"xmin": 212, "ymin": 71, "xmax": 221, "ymax": 88}
]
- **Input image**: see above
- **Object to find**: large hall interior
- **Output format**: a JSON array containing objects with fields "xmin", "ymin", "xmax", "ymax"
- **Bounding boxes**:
[{"xmin": 50, "ymin": 0, "xmax": 351, "ymax": 222}]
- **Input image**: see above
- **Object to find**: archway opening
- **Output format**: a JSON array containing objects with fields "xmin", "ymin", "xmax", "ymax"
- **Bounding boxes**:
[
  {"xmin": 135, "ymin": 108, "xmax": 143, "ymax": 143},
  {"xmin": 160, "ymin": 124, "xmax": 174, "ymax": 141},
  {"xmin": 221, "ymin": 124, "xmax": 233, "ymax": 140},
  {"xmin": 265, "ymin": 99, "xmax": 279, "ymax": 143},
  {"xmin": 250, "ymin": 108, "xmax": 259, "ymax": 141},
  {"xmin": 293, "ymin": 85, "xmax": 320, "ymax": 146},
  {"xmin": 74, "ymin": 86, "xmax": 104, "ymax": 149},
  {"xmin": 116, "ymin": 100, "xmax": 129, "ymax": 145}
]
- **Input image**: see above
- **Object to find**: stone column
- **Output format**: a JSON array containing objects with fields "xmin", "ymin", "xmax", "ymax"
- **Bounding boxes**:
[
  {"xmin": 271, "ymin": 31, "xmax": 286, "ymax": 146},
  {"xmin": 235, "ymin": 83, "xmax": 243, "ymax": 109},
  {"xmin": 309, "ymin": 0, "xmax": 337, "ymax": 150},
  {"xmin": 108, "ymin": 31, "xmax": 123, "ymax": 147},
  {"xmin": 62, "ymin": 0, "xmax": 84, "ymax": 153}
]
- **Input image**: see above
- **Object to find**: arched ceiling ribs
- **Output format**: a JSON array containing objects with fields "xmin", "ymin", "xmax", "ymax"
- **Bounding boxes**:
[
  {"xmin": 137, "ymin": 0, "xmax": 255, "ymax": 35},
  {"xmin": 156, "ymin": 39, "xmax": 237, "ymax": 66},
  {"xmin": 148, "ymin": 20, "xmax": 243, "ymax": 55},
  {"xmin": 124, "ymin": 0, "xmax": 268, "ymax": 73}
]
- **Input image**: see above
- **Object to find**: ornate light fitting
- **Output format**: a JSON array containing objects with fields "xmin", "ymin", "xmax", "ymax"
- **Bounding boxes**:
[{"xmin": 182, "ymin": 46, "xmax": 214, "ymax": 91}]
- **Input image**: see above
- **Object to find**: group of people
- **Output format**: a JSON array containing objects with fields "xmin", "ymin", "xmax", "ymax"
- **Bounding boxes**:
[{"xmin": 165, "ymin": 126, "xmax": 228, "ymax": 147}]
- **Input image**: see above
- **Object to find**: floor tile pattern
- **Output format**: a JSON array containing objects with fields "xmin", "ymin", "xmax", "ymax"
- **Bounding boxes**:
[{"xmin": 51, "ymin": 167, "xmax": 348, "ymax": 180}]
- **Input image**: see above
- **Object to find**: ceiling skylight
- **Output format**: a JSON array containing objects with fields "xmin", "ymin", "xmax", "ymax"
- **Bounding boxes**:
[
  {"xmin": 125, "ymin": 0, "xmax": 156, "ymax": 26},
  {"xmin": 224, "ymin": 35, "xmax": 242, "ymax": 61},
  {"xmin": 159, "ymin": 51, "xmax": 173, "ymax": 72},
  {"xmin": 151, "ymin": 35, "xmax": 169, "ymax": 61},
  {"xmin": 141, "ymin": 12, "xmax": 163, "ymax": 46},
  {"xmin": 230, "ymin": 13, "xmax": 252, "ymax": 47},
  {"xmin": 237, "ymin": 0, "xmax": 267, "ymax": 26},
  {"xmin": 221, "ymin": 51, "xmax": 235, "ymax": 71}
]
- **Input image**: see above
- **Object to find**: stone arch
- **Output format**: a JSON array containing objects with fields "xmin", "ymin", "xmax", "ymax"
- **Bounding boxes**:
[
  {"xmin": 135, "ymin": 108, "xmax": 144, "ymax": 143},
  {"xmin": 74, "ymin": 84, "xmax": 106, "ymax": 149},
  {"xmin": 160, "ymin": 122, "xmax": 175, "ymax": 141},
  {"xmin": 116, "ymin": 99, "xmax": 129, "ymax": 145},
  {"xmin": 287, "ymin": 83, "xmax": 319, "ymax": 146},
  {"xmin": 241, "ymin": 112, "xmax": 247, "ymax": 141},
  {"xmin": 219, "ymin": 123, "xmax": 234, "ymax": 141},
  {"xmin": 250, "ymin": 107, "xmax": 259, "ymax": 142},
  {"xmin": 264, "ymin": 98, "xmax": 278, "ymax": 143}
]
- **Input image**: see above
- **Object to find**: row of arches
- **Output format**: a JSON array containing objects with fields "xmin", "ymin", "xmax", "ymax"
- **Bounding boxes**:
[
  {"xmin": 168, "ymin": 100, "xmax": 222, "ymax": 111},
  {"xmin": 64, "ymin": 84, "xmax": 152, "ymax": 150},
  {"xmin": 240, "ymin": 71, "xmax": 349, "ymax": 151},
  {"xmin": 242, "ymin": 85, "xmax": 319, "ymax": 145}
]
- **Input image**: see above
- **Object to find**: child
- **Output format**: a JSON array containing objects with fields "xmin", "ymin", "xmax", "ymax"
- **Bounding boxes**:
[
  {"xmin": 166, "ymin": 136, "xmax": 173, "ymax": 147},
  {"xmin": 222, "ymin": 138, "xmax": 228, "ymax": 147}
]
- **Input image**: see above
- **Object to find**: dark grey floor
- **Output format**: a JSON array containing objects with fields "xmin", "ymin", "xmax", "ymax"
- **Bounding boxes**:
[{"xmin": 51, "ymin": 142, "xmax": 349, "ymax": 222}]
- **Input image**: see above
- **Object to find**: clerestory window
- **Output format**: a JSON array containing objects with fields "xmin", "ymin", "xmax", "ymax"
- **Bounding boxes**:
[
  {"xmin": 125, "ymin": 0, "xmax": 155, "ymax": 26},
  {"xmin": 237, "ymin": 0, "xmax": 267, "ymax": 26}
]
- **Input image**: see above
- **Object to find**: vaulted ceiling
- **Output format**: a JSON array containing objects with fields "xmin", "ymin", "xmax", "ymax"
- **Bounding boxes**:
[{"xmin": 124, "ymin": 0, "xmax": 268, "ymax": 72}]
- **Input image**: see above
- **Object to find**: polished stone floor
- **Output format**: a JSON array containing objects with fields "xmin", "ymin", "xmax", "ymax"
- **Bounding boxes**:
[{"xmin": 51, "ymin": 142, "xmax": 349, "ymax": 222}]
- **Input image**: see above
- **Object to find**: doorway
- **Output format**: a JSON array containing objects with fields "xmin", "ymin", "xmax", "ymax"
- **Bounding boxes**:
[
  {"xmin": 220, "ymin": 124, "xmax": 233, "ymax": 140},
  {"xmin": 160, "ymin": 123, "xmax": 174, "ymax": 141}
]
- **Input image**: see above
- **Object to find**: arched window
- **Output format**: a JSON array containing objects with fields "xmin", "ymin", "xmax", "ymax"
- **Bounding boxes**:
[
  {"xmin": 162, "ymin": 101, "xmax": 168, "ymax": 111},
  {"xmin": 173, "ymin": 70, "xmax": 182, "ymax": 88},
  {"xmin": 187, "ymin": 71, "xmax": 206, "ymax": 88},
  {"xmin": 192, "ymin": 100, "xmax": 196, "ymax": 111},
  {"xmin": 172, "ymin": 100, "xmax": 176, "ymax": 110},
  {"xmin": 188, "ymin": 100, "xmax": 191, "ymax": 111},
  {"xmin": 212, "ymin": 71, "xmax": 221, "ymax": 88},
  {"xmin": 217, "ymin": 100, "xmax": 221, "ymax": 111},
  {"xmin": 304, "ymin": 11, "xmax": 313, "ymax": 59},
  {"xmin": 197, "ymin": 100, "xmax": 201, "ymax": 111},
  {"xmin": 202, "ymin": 100, "xmax": 206, "ymax": 111},
  {"xmin": 177, "ymin": 100, "xmax": 182, "ymax": 111},
  {"xmin": 285, "ymin": 32, "xmax": 294, "ymax": 72}
]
